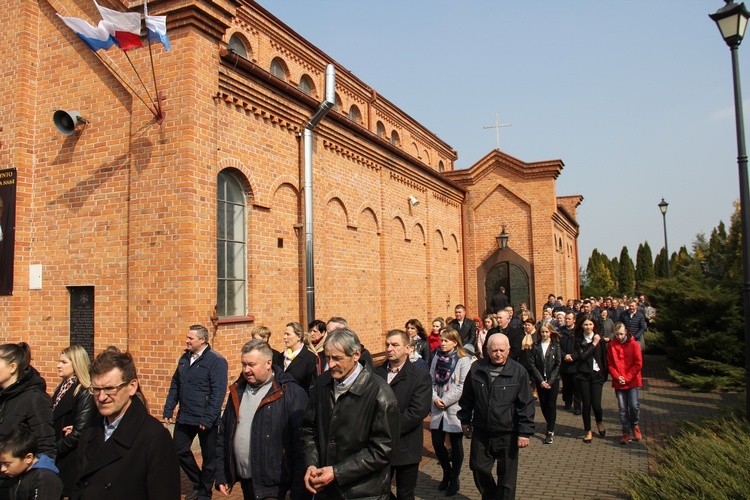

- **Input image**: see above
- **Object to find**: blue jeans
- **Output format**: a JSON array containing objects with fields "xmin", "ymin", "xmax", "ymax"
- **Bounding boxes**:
[{"xmin": 615, "ymin": 388, "xmax": 640, "ymax": 433}]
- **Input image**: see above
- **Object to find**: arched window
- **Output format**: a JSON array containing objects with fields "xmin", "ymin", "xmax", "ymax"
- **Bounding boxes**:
[
  {"xmin": 228, "ymin": 34, "xmax": 248, "ymax": 58},
  {"xmin": 299, "ymin": 74, "xmax": 315, "ymax": 96},
  {"xmin": 438, "ymin": 160, "xmax": 445, "ymax": 172},
  {"xmin": 217, "ymin": 171, "xmax": 247, "ymax": 317},
  {"xmin": 376, "ymin": 121, "xmax": 386, "ymax": 138},
  {"xmin": 334, "ymin": 93, "xmax": 343, "ymax": 113},
  {"xmin": 390, "ymin": 130, "xmax": 400, "ymax": 146},
  {"xmin": 348, "ymin": 105, "xmax": 361, "ymax": 123},
  {"xmin": 270, "ymin": 57, "xmax": 287, "ymax": 81}
]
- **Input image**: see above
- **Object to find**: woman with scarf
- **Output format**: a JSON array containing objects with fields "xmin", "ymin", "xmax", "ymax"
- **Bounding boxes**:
[
  {"xmin": 0, "ymin": 342, "xmax": 55, "ymax": 500},
  {"xmin": 575, "ymin": 313, "xmax": 609, "ymax": 443},
  {"xmin": 429, "ymin": 327, "xmax": 472, "ymax": 496},
  {"xmin": 308, "ymin": 319, "xmax": 328, "ymax": 370},
  {"xmin": 52, "ymin": 345, "xmax": 98, "ymax": 497}
]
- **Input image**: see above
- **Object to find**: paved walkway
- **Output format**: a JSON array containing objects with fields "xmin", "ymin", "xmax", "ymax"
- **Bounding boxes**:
[{"xmin": 181, "ymin": 354, "xmax": 741, "ymax": 499}]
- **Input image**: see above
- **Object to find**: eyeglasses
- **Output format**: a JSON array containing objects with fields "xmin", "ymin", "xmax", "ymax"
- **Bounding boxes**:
[{"xmin": 88, "ymin": 381, "xmax": 130, "ymax": 397}]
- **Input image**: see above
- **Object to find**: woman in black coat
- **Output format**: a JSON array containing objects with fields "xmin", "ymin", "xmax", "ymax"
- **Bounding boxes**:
[
  {"xmin": 0, "ymin": 342, "xmax": 55, "ymax": 500},
  {"xmin": 528, "ymin": 322, "xmax": 562, "ymax": 444},
  {"xmin": 52, "ymin": 345, "xmax": 98, "ymax": 496},
  {"xmin": 575, "ymin": 313, "xmax": 609, "ymax": 443},
  {"xmin": 282, "ymin": 322, "xmax": 319, "ymax": 394},
  {"xmin": 405, "ymin": 318, "xmax": 431, "ymax": 364}
]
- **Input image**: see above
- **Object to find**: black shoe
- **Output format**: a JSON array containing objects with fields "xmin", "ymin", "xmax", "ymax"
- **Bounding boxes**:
[
  {"xmin": 185, "ymin": 489, "xmax": 200, "ymax": 500},
  {"xmin": 446, "ymin": 477, "xmax": 460, "ymax": 496},
  {"xmin": 544, "ymin": 432, "xmax": 554, "ymax": 444},
  {"xmin": 438, "ymin": 469, "xmax": 450, "ymax": 491},
  {"xmin": 564, "ymin": 403, "xmax": 571, "ymax": 410},
  {"xmin": 573, "ymin": 409, "xmax": 582, "ymax": 415}
]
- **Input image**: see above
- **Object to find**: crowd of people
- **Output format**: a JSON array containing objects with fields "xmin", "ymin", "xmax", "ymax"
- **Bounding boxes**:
[{"xmin": 0, "ymin": 294, "xmax": 648, "ymax": 500}]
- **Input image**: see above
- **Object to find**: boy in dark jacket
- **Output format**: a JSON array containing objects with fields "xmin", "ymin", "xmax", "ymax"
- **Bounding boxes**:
[{"xmin": 0, "ymin": 426, "xmax": 63, "ymax": 500}]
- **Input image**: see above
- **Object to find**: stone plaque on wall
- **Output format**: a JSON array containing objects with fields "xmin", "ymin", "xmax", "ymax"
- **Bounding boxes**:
[{"xmin": 68, "ymin": 286, "xmax": 94, "ymax": 361}]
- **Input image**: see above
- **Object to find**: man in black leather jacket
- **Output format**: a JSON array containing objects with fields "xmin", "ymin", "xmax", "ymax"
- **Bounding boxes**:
[{"xmin": 301, "ymin": 328, "xmax": 400, "ymax": 499}]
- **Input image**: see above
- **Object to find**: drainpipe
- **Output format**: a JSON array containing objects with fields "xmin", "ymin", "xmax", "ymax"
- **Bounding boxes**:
[{"xmin": 303, "ymin": 64, "xmax": 336, "ymax": 324}]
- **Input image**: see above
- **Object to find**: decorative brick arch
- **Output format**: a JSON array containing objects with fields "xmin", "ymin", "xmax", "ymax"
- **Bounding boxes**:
[
  {"xmin": 359, "ymin": 207, "xmax": 379, "ymax": 233},
  {"xmin": 356, "ymin": 201, "xmax": 381, "ymax": 233},
  {"xmin": 269, "ymin": 174, "xmax": 299, "ymax": 198},
  {"xmin": 391, "ymin": 216, "xmax": 407, "ymax": 241},
  {"xmin": 412, "ymin": 222, "xmax": 426, "ymax": 245},
  {"xmin": 323, "ymin": 190, "xmax": 352, "ymax": 227},
  {"xmin": 472, "ymin": 181, "xmax": 530, "ymax": 212},
  {"xmin": 435, "ymin": 229, "xmax": 446, "ymax": 250},
  {"xmin": 216, "ymin": 158, "xmax": 260, "ymax": 204},
  {"xmin": 449, "ymin": 232, "xmax": 460, "ymax": 252}
]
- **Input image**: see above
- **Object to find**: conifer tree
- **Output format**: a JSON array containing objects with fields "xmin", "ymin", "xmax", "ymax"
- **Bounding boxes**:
[
  {"xmin": 636, "ymin": 242, "xmax": 655, "ymax": 286},
  {"xmin": 618, "ymin": 246, "xmax": 635, "ymax": 296}
]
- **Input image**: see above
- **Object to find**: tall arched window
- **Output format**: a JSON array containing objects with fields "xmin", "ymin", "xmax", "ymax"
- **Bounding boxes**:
[
  {"xmin": 217, "ymin": 171, "xmax": 247, "ymax": 317},
  {"xmin": 438, "ymin": 160, "xmax": 445, "ymax": 172}
]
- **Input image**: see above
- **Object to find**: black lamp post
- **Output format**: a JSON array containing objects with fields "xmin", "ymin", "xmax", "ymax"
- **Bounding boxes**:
[
  {"xmin": 496, "ymin": 225, "xmax": 509, "ymax": 250},
  {"xmin": 710, "ymin": 0, "xmax": 750, "ymax": 421},
  {"xmin": 658, "ymin": 198, "xmax": 670, "ymax": 279}
]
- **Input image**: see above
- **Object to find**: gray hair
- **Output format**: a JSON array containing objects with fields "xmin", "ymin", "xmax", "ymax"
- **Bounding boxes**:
[
  {"xmin": 241, "ymin": 339, "xmax": 273, "ymax": 361},
  {"xmin": 327, "ymin": 316, "xmax": 349, "ymax": 329},
  {"xmin": 325, "ymin": 328, "xmax": 361, "ymax": 357},
  {"xmin": 189, "ymin": 325, "xmax": 209, "ymax": 341}
]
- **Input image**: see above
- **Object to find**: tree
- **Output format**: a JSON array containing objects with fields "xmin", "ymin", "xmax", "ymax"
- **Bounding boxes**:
[
  {"xmin": 618, "ymin": 246, "xmax": 635, "ymax": 296},
  {"xmin": 654, "ymin": 247, "xmax": 667, "ymax": 278},
  {"xmin": 583, "ymin": 249, "xmax": 615, "ymax": 297},
  {"xmin": 609, "ymin": 256, "xmax": 620, "ymax": 291},
  {"xmin": 635, "ymin": 242, "xmax": 655, "ymax": 288}
]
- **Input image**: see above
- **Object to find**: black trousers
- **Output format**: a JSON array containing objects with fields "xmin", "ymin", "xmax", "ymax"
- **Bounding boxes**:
[
  {"xmin": 560, "ymin": 371, "xmax": 581, "ymax": 410},
  {"xmin": 431, "ymin": 425, "xmax": 464, "ymax": 477},
  {"xmin": 577, "ymin": 375, "xmax": 604, "ymax": 432},
  {"xmin": 389, "ymin": 463, "xmax": 419, "ymax": 500},
  {"xmin": 469, "ymin": 431, "xmax": 519, "ymax": 500},
  {"xmin": 173, "ymin": 423, "xmax": 217, "ymax": 499},
  {"xmin": 537, "ymin": 380, "xmax": 559, "ymax": 433}
]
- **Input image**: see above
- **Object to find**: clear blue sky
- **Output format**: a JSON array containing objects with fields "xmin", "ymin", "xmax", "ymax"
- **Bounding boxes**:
[{"xmin": 258, "ymin": 0, "xmax": 743, "ymax": 269}]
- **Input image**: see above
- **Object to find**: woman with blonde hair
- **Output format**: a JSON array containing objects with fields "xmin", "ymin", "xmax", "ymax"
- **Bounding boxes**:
[
  {"xmin": 282, "ymin": 321, "xmax": 318, "ymax": 394},
  {"xmin": 429, "ymin": 328, "xmax": 472, "ymax": 496},
  {"xmin": 52, "ymin": 345, "xmax": 98, "ymax": 496}
]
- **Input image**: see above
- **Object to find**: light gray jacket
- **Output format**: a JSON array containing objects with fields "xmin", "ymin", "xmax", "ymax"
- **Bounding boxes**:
[{"xmin": 429, "ymin": 355, "xmax": 473, "ymax": 433}]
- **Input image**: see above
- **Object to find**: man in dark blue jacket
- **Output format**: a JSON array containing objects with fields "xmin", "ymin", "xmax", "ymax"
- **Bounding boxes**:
[
  {"xmin": 619, "ymin": 299, "xmax": 648, "ymax": 350},
  {"xmin": 163, "ymin": 325, "xmax": 228, "ymax": 500},
  {"xmin": 215, "ymin": 340, "xmax": 309, "ymax": 499}
]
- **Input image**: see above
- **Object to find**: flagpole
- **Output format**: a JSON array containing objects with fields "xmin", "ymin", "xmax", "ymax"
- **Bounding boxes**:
[
  {"xmin": 93, "ymin": 52, "xmax": 159, "ymax": 119},
  {"xmin": 143, "ymin": 0, "xmax": 164, "ymax": 122}
]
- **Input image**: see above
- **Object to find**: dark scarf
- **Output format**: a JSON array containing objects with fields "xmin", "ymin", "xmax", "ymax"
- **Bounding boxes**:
[{"xmin": 434, "ymin": 350, "xmax": 458, "ymax": 386}]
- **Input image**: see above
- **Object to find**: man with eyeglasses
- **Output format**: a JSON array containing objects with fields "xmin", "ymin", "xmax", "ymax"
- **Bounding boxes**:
[
  {"xmin": 458, "ymin": 334, "xmax": 534, "ymax": 499},
  {"xmin": 74, "ymin": 349, "xmax": 180, "ymax": 499},
  {"xmin": 163, "ymin": 325, "xmax": 228, "ymax": 500}
]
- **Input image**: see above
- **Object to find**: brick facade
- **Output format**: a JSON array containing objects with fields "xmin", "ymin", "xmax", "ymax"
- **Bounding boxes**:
[{"xmin": 0, "ymin": 0, "xmax": 579, "ymax": 411}]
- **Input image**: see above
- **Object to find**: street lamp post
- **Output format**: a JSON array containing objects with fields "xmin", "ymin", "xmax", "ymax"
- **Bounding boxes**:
[
  {"xmin": 710, "ymin": 0, "xmax": 750, "ymax": 421},
  {"xmin": 658, "ymin": 198, "xmax": 670, "ymax": 279}
]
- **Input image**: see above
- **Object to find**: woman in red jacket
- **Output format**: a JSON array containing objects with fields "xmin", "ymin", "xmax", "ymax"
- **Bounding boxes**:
[{"xmin": 607, "ymin": 322, "xmax": 643, "ymax": 445}]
